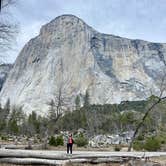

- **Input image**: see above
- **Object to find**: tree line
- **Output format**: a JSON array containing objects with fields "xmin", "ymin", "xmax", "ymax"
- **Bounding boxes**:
[{"xmin": 0, "ymin": 95, "xmax": 165, "ymax": 142}]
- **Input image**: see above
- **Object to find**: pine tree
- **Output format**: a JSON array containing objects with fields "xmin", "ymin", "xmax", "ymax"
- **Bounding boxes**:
[
  {"xmin": 28, "ymin": 111, "xmax": 40, "ymax": 135},
  {"xmin": 0, "ymin": 99, "xmax": 10, "ymax": 132},
  {"xmin": 3, "ymin": 98, "xmax": 10, "ymax": 118},
  {"xmin": 84, "ymin": 90, "xmax": 90, "ymax": 108},
  {"xmin": 75, "ymin": 95, "xmax": 81, "ymax": 110}
]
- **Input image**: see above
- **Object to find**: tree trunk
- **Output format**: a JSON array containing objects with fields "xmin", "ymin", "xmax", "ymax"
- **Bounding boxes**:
[
  {"xmin": 128, "ymin": 96, "xmax": 166, "ymax": 151},
  {"xmin": 128, "ymin": 98, "xmax": 161, "ymax": 151}
]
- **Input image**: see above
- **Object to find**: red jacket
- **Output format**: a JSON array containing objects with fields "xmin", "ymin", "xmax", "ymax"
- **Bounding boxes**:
[{"xmin": 68, "ymin": 137, "xmax": 74, "ymax": 144}]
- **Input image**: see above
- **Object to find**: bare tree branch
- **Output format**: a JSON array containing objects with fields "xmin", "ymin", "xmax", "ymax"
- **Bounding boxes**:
[
  {"xmin": 128, "ymin": 71, "xmax": 166, "ymax": 151},
  {"xmin": 1, "ymin": 0, "xmax": 16, "ymax": 10}
]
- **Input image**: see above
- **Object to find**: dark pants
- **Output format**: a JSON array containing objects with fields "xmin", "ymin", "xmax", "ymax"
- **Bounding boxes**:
[{"xmin": 67, "ymin": 143, "xmax": 73, "ymax": 154}]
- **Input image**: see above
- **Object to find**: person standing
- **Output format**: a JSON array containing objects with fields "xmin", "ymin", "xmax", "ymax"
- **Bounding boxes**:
[{"xmin": 67, "ymin": 134, "xmax": 74, "ymax": 154}]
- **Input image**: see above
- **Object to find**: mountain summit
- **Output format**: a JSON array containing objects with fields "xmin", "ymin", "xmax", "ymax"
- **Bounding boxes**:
[{"xmin": 0, "ymin": 15, "xmax": 166, "ymax": 114}]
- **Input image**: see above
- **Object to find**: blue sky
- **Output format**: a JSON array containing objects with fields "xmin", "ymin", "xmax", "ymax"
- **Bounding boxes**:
[{"xmin": 3, "ymin": 0, "xmax": 166, "ymax": 63}]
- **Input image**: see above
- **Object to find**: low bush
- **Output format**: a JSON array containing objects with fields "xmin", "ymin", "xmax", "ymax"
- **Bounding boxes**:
[
  {"xmin": 144, "ymin": 137, "xmax": 161, "ymax": 151},
  {"xmin": 137, "ymin": 135, "xmax": 144, "ymax": 141},
  {"xmin": 75, "ymin": 133, "xmax": 88, "ymax": 147},
  {"xmin": 133, "ymin": 140, "xmax": 144, "ymax": 151},
  {"xmin": 1, "ymin": 135, "xmax": 8, "ymax": 141},
  {"xmin": 114, "ymin": 145, "xmax": 121, "ymax": 151},
  {"xmin": 49, "ymin": 135, "xmax": 64, "ymax": 146}
]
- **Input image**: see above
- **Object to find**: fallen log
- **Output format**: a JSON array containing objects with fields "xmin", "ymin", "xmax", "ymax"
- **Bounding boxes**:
[
  {"xmin": 0, "ymin": 150, "xmax": 165, "ymax": 165},
  {"xmin": 0, "ymin": 150, "xmax": 141, "ymax": 161},
  {"xmin": 0, "ymin": 158, "xmax": 60, "ymax": 165},
  {"xmin": 0, "ymin": 149, "xmax": 67, "ymax": 160},
  {"xmin": 0, "ymin": 157, "xmax": 125, "ymax": 165},
  {"xmin": 0, "ymin": 149, "xmax": 126, "ymax": 160},
  {"xmin": 1, "ymin": 144, "xmax": 44, "ymax": 150},
  {"xmin": 0, "ymin": 157, "xmax": 161, "ymax": 166},
  {"xmin": 70, "ymin": 157, "xmax": 124, "ymax": 164}
]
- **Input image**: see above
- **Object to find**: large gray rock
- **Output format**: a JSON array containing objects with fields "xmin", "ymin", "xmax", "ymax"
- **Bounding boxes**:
[
  {"xmin": 0, "ymin": 64, "xmax": 12, "ymax": 91},
  {"xmin": 0, "ymin": 15, "xmax": 166, "ymax": 114}
]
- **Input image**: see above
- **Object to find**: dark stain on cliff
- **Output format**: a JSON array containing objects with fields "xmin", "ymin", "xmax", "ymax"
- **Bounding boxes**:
[
  {"xmin": 90, "ymin": 36, "xmax": 116, "ymax": 78},
  {"xmin": 148, "ymin": 43, "xmax": 166, "ymax": 66}
]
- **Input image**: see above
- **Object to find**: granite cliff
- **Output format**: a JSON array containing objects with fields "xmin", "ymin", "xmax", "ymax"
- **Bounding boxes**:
[
  {"xmin": 0, "ymin": 15, "xmax": 166, "ymax": 114},
  {"xmin": 0, "ymin": 64, "xmax": 12, "ymax": 91}
]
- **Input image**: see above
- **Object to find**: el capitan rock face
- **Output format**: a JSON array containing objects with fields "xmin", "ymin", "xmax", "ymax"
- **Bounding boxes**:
[
  {"xmin": 0, "ymin": 64, "xmax": 13, "ymax": 91},
  {"xmin": 0, "ymin": 15, "xmax": 166, "ymax": 114}
]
